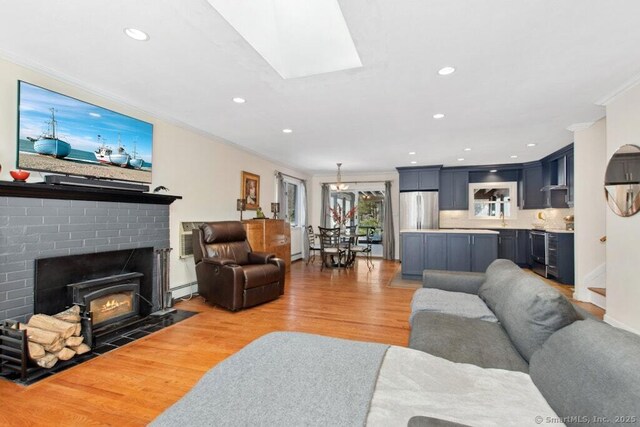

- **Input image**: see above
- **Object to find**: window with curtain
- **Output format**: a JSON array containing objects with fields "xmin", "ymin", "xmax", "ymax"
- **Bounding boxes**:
[
  {"xmin": 280, "ymin": 178, "xmax": 304, "ymax": 227},
  {"xmin": 285, "ymin": 181, "xmax": 299, "ymax": 225}
]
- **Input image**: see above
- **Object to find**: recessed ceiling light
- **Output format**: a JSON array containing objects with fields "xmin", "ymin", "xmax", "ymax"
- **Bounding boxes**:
[
  {"xmin": 124, "ymin": 28, "xmax": 149, "ymax": 41},
  {"xmin": 410, "ymin": 161, "xmax": 417, "ymax": 164},
  {"xmin": 457, "ymin": 158, "xmax": 465, "ymax": 161},
  {"xmin": 232, "ymin": 97, "xmax": 246, "ymax": 104},
  {"xmin": 282, "ymin": 128, "xmax": 293, "ymax": 134},
  {"xmin": 409, "ymin": 151, "xmax": 416, "ymax": 155},
  {"xmin": 438, "ymin": 66, "xmax": 456, "ymax": 76},
  {"xmin": 433, "ymin": 113, "xmax": 445, "ymax": 119},
  {"xmin": 510, "ymin": 155, "xmax": 518, "ymax": 158},
  {"xmin": 527, "ymin": 143, "xmax": 537, "ymax": 147},
  {"xmin": 463, "ymin": 148, "xmax": 471, "ymax": 152},
  {"xmin": 490, "ymin": 169, "xmax": 498, "ymax": 173}
]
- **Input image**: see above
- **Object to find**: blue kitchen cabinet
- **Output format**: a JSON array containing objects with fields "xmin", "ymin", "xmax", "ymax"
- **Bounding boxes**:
[
  {"xmin": 424, "ymin": 233, "xmax": 448, "ymax": 270},
  {"xmin": 497, "ymin": 229, "xmax": 517, "ymax": 262},
  {"xmin": 402, "ymin": 232, "xmax": 498, "ymax": 277},
  {"xmin": 566, "ymin": 151, "xmax": 574, "ymax": 207},
  {"xmin": 547, "ymin": 232, "xmax": 575, "ymax": 285},
  {"xmin": 440, "ymin": 169, "xmax": 468, "ymax": 210},
  {"xmin": 398, "ymin": 167, "xmax": 440, "ymax": 191},
  {"xmin": 401, "ymin": 233, "xmax": 424, "ymax": 277},
  {"xmin": 447, "ymin": 234, "xmax": 472, "ymax": 272},
  {"xmin": 521, "ymin": 163, "xmax": 546, "ymax": 209},
  {"xmin": 399, "ymin": 170, "xmax": 420, "ymax": 191},
  {"xmin": 515, "ymin": 229, "xmax": 530, "ymax": 266},
  {"xmin": 495, "ymin": 229, "xmax": 529, "ymax": 266},
  {"xmin": 471, "ymin": 234, "xmax": 499, "ymax": 272}
]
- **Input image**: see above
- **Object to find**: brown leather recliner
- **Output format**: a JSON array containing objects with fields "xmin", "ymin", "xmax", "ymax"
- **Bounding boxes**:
[{"xmin": 193, "ymin": 221, "xmax": 285, "ymax": 311}]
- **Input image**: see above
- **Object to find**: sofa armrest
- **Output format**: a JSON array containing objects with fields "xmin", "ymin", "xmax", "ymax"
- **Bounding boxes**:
[
  {"xmin": 422, "ymin": 270, "xmax": 486, "ymax": 295},
  {"xmin": 202, "ymin": 257, "xmax": 237, "ymax": 266},
  {"xmin": 248, "ymin": 252, "xmax": 275, "ymax": 264}
]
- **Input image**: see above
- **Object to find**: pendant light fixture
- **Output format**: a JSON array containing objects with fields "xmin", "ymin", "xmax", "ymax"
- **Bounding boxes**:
[{"xmin": 330, "ymin": 163, "xmax": 349, "ymax": 191}]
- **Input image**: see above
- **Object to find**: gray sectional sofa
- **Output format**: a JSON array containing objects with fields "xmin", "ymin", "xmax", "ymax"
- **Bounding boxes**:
[
  {"xmin": 409, "ymin": 259, "xmax": 640, "ymax": 425},
  {"xmin": 154, "ymin": 258, "xmax": 639, "ymax": 426}
]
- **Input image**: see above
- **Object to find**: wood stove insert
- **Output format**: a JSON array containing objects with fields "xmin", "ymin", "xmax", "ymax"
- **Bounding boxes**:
[{"xmin": 68, "ymin": 272, "xmax": 143, "ymax": 334}]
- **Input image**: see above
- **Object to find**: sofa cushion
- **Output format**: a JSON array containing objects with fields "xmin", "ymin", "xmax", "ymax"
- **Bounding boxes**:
[
  {"xmin": 409, "ymin": 311, "xmax": 528, "ymax": 373},
  {"xmin": 242, "ymin": 264, "xmax": 281, "ymax": 289},
  {"xmin": 422, "ymin": 270, "xmax": 486, "ymax": 295},
  {"xmin": 410, "ymin": 288, "xmax": 498, "ymax": 325},
  {"xmin": 492, "ymin": 275, "xmax": 579, "ymax": 361},
  {"xmin": 477, "ymin": 259, "xmax": 523, "ymax": 312},
  {"xmin": 530, "ymin": 320, "xmax": 640, "ymax": 425}
]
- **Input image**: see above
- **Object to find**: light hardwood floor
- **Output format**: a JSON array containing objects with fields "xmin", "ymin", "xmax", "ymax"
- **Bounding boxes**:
[{"xmin": 0, "ymin": 259, "xmax": 602, "ymax": 426}]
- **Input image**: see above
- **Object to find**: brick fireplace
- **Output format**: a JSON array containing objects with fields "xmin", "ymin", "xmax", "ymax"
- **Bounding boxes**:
[{"xmin": 0, "ymin": 182, "xmax": 179, "ymax": 325}]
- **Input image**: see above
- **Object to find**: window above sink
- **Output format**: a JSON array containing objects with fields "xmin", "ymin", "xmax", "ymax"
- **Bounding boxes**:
[{"xmin": 468, "ymin": 181, "xmax": 518, "ymax": 219}]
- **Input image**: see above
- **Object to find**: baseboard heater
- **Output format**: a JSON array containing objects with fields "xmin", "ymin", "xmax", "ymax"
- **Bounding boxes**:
[{"xmin": 44, "ymin": 175, "xmax": 149, "ymax": 192}]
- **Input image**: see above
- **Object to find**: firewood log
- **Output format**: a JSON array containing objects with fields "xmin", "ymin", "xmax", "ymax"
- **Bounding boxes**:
[
  {"xmin": 36, "ymin": 353, "xmax": 58, "ymax": 369},
  {"xmin": 43, "ymin": 337, "xmax": 65, "ymax": 353},
  {"xmin": 55, "ymin": 347, "xmax": 76, "ymax": 361},
  {"xmin": 18, "ymin": 324, "xmax": 61, "ymax": 346},
  {"xmin": 28, "ymin": 314, "xmax": 76, "ymax": 339},
  {"xmin": 65, "ymin": 336, "xmax": 84, "ymax": 347},
  {"xmin": 73, "ymin": 323, "xmax": 82, "ymax": 337},
  {"xmin": 53, "ymin": 305, "xmax": 81, "ymax": 323},
  {"xmin": 71, "ymin": 343, "xmax": 91, "ymax": 355},
  {"xmin": 28, "ymin": 342, "xmax": 46, "ymax": 360}
]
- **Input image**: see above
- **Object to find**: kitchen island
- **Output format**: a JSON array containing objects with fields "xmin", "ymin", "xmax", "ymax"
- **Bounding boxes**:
[{"xmin": 400, "ymin": 229, "xmax": 499, "ymax": 279}]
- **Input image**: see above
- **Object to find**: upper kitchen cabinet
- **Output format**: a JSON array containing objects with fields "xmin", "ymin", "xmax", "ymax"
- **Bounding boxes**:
[
  {"xmin": 439, "ymin": 169, "xmax": 469, "ymax": 210},
  {"xmin": 566, "ymin": 150, "xmax": 574, "ymax": 207},
  {"xmin": 520, "ymin": 162, "xmax": 546, "ymax": 209},
  {"xmin": 397, "ymin": 166, "xmax": 441, "ymax": 191}
]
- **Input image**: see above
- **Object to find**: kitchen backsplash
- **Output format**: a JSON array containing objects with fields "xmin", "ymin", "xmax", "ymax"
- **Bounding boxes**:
[{"xmin": 439, "ymin": 208, "xmax": 574, "ymax": 230}]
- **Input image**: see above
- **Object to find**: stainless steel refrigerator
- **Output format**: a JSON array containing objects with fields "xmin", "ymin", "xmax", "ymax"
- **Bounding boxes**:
[{"xmin": 400, "ymin": 191, "xmax": 439, "ymax": 230}]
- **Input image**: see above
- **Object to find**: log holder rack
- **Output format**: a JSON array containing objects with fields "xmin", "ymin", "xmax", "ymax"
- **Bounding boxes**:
[{"xmin": 0, "ymin": 320, "xmax": 35, "ymax": 381}]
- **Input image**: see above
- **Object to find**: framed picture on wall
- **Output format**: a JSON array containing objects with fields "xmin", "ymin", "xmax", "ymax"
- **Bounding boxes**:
[{"xmin": 241, "ymin": 171, "xmax": 260, "ymax": 210}]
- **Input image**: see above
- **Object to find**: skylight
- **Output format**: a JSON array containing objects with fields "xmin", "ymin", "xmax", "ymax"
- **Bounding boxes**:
[{"xmin": 207, "ymin": 0, "xmax": 362, "ymax": 79}]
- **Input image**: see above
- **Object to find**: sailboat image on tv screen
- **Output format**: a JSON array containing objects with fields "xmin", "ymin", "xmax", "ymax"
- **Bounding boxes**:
[
  {"xmin": 27, "ymin": 108, "xmax": 71, "ymax": 159},
  {"xmin": 94, "ymin": 134, "xmax": 130, "ymax": 167},
  {"xmin": 128, "ymin": 143, "xmax": 144, "ymax": 169}
]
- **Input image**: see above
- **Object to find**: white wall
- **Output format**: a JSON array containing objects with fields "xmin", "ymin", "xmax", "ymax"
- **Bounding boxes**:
[
  {"xmin": 573, "ymin": 118, "xmax": 607, "ymax": 301},
  {"xmin": 309, "ymin": 171, "xmax": 400, "ymax": 259},
  {"xmin": 0, "ymin": 57, "xmax": 309, "ymax": 297},
  {"xmin": 604, "ymin": 83, "xmax": 640, "ymax": 334}
]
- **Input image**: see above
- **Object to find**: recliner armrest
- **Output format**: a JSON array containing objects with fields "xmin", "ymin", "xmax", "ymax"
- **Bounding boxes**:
[
  {"xmin": 248, "ymin": 252, "xmax": 275, "ymax": 264},
  {"xmin": 202, "ymin": 257, "xmax": 237, "ymax": 266},
  {"xmin": 422, "ymin": 270, "xmax": 486, "ymax": 295}
]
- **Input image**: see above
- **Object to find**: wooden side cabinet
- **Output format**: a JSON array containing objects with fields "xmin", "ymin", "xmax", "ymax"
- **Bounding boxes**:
[{"xmin": 242, "ymin": 219, "xmax": 291, "ymax": 272}]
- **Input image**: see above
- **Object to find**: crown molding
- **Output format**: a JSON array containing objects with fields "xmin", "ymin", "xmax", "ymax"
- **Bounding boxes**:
[{"xmin": 595, "ymin": 72, "xmax": 640, "ymax": 106}]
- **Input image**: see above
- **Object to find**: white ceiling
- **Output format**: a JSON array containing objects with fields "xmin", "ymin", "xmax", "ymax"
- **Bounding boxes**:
[{"xmin": 1, "ymin": 0, "xmax": 640, "ymax": 174}]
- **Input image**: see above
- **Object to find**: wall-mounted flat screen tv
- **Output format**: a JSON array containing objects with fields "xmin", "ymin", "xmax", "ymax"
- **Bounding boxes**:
[{"xmin": 17, "ymin": 81, "xmax": 153, "ymax": 184}]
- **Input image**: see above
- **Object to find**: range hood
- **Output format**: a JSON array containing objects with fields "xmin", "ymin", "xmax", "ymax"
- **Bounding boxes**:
[{"xmin": 541, "ymin": 156, "xmax": 568, "ymax": 191}]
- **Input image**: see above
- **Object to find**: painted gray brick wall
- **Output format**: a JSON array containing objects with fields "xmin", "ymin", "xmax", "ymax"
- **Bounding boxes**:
[{"xmin": 0, "ymin": 197, "xmax": 170, "ymax": 323}]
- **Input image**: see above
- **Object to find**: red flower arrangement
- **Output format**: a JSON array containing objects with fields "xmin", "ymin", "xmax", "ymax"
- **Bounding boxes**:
[{"xmin": 329, "ymin": 205, "xmax": 358, "ymax": 226}]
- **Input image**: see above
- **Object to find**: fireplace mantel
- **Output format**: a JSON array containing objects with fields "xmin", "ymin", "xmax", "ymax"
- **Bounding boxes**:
[{"xmin": 0, "ymin": 181, "xmax": 181, "ymax": 205}]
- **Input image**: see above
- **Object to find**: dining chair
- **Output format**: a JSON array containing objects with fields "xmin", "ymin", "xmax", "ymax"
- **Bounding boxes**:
[
  {"xmin": 318, "ymin": 227, "xmax": 346, "ymax": 270},
  {"xmin": 306, "ymin": 225, "xmax": 322, "ymax": 265},
  {"xmin": 349, "ymin": 226, "xmax": 374, "ymax": 270}
]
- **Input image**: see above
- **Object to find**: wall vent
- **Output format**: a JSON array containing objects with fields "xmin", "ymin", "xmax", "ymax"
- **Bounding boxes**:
[{"xmin": 179, "ymin": 222, "xmax": 204, "ymax": 258}]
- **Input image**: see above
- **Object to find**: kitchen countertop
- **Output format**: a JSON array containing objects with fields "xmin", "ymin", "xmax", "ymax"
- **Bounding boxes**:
[
  {"xmin": 400, "ymin": 229, "xmax": 499, "ymax": 235},
  {"xmin": 529, "ymin": 228, "xmax": 574, "ymax": 234},
  {"xmin": 441, "ymin": 226, "xmax": 575, "ymax": 234}
]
